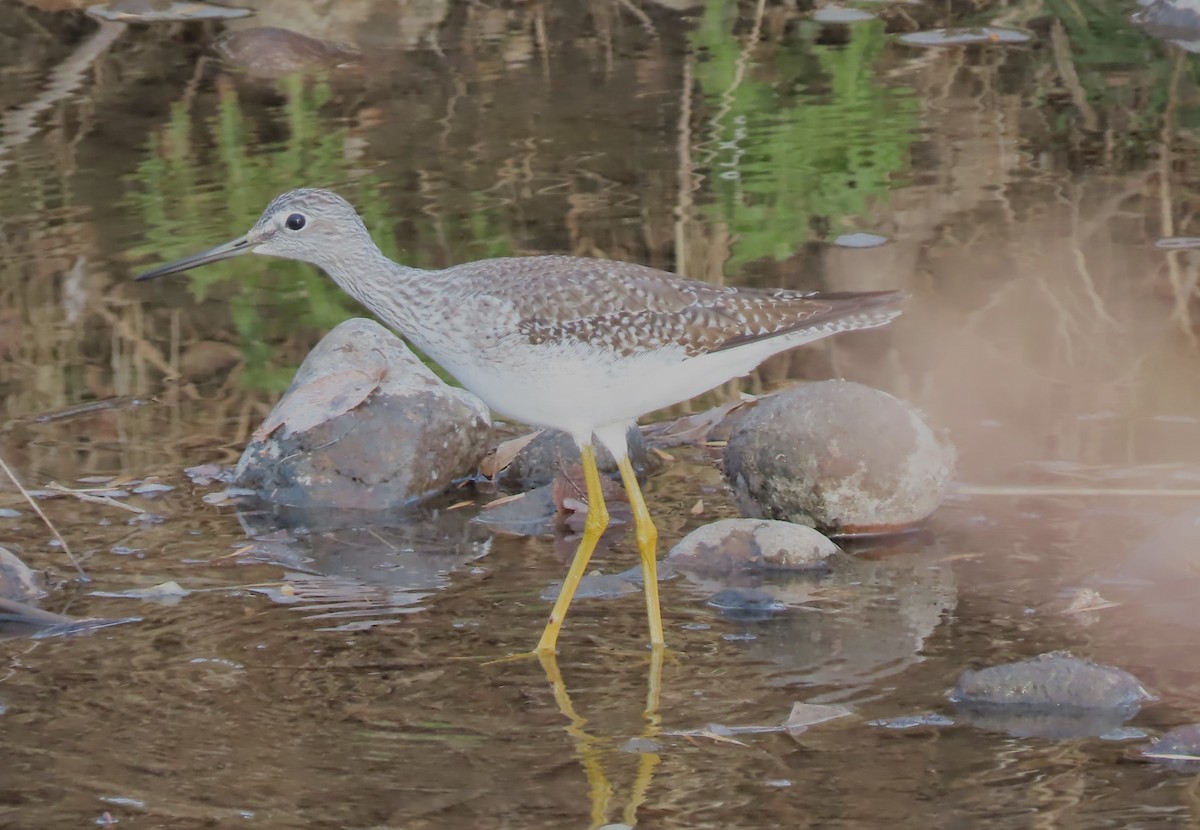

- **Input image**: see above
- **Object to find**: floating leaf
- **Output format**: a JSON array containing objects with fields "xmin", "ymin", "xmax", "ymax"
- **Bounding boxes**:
[
  {"xmin": 184, "ymin": 463, "xmax": 227, "ymax": 486},
  {"xmin": 784, "ymin": 701, "xmax": 854, "ymax": 738},
  {"xmin": 92, "ymin": 580, "xmax": 191, "ymax": 605},
  {"xmin": 1155, "ymin": 237, "xmax": 1200, "ymax": 249},
  {"xmin": 833, "ymin": 231, "xmax": 889, "ymax": 248},
  {"xmin": 814, "ymin": 6, "xmax": 876, "ymax": 22},
  {"xmin": 899, "ymin": 27, "xmax": 1032, "ymax": 47},
  {"xmin": 86, "ymin": 1, "xmax": 253, "ymax": 23}
]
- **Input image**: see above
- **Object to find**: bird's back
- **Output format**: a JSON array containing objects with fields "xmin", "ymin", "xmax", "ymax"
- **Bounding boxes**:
[{"xmin": 438, "ymin": 255, "xmax": 903, "ymax": 359}]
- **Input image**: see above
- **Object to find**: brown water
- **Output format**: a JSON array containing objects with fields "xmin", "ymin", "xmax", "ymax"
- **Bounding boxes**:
[{"xmin": 5, "ymin": 0, "xmax": 1200, "ymax": 826}]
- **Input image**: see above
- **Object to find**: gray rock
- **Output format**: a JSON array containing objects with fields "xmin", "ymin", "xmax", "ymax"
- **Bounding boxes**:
[
  {"xmin": 668, "ymin": 518, "xmax": 838, "ymax": 575},
  {"xmin": 234, "ymin": 318, "xmax": 492, "ymax": 509},
  {"xmin": 948, "ymin": 652, "xmax": 1154, "ymax": 709},
  {"xmin": 724, "ymin": 381, "xmax": 955, "ymax": 534},
  {"xmin": 501, "ymin": 426, "xmax": 655, "ymax": 488}
]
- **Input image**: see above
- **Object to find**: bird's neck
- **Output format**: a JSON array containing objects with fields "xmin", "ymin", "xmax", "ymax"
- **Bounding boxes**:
[{"xmin": 319, "ymin": 243, "xmax": 443, "ymax": 350}]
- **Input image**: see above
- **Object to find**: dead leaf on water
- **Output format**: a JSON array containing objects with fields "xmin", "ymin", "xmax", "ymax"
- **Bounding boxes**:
[
  {"xmin": 91, "ymin": 580, "xmax": 191, "ymax": 605},
  {"xmin": 1059, "ymin": 588, "xmax": 1120, "ymax": 615},
  {"xmin": 253, "ymin": 368, "xmax": 384, "ymax": 443},
  {"xmin": 479, "ymin": 430, "xmax": 544, "ymax": 478},
  {"xmin": 641, "ymin": 398, "xmax": 750, "ymax": 448},
  {"xmin": 551, "ymin": 465, "xmax": 631, "ymax": 532},
  {"xmin": 784, "ymin": 701, "xmax": 854, "ymax": 738},
  {"xmin": 184, "ymin": 463, "xmax": 227, "ymax": 486},
  {"xmin": 481, "ymin": 492, "xmax": 527, "ymax": 510}
]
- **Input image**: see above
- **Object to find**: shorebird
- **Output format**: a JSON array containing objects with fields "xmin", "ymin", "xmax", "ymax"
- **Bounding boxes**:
[{"xmin": 137, "ymin": 188, "xmax": 904, "ymax": 653}]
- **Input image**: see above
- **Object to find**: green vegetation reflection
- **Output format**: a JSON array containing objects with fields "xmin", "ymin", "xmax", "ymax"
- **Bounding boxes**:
[
  {"xmin": 126, "ymin": 76, "xmax": 404, "ymax": 393},
  {"xmin": 693, "ymin": 1, "xmax": 918, "ymax": 270}
]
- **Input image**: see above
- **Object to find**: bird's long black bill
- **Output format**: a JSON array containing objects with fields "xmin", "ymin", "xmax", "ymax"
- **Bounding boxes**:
[{"xmin": 135, "ymin": 236, "xmax": 254, "ymax": 281}]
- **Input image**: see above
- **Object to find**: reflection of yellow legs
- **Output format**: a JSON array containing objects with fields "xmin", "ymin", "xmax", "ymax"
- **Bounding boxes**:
[
  {"xmin": 538, "ymin": 648, "xmax": 665, "ymax": 829},
  {"xmin": 536, "ymin": 443, "xmax": 666, "ymax": 653}
]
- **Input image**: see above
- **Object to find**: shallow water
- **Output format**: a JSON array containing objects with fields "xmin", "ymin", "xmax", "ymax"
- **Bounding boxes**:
[{"xmin": 6, "ymin": 0, "xmax": 1200, "ymax": 826}]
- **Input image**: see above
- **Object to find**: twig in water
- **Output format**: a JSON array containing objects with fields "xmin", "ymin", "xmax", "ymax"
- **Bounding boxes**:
[{"xmin": 0, "ymin": 454, "xmax": 87, "ymax": 581}]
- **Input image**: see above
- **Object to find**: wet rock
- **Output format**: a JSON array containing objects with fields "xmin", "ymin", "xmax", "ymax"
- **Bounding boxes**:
[
  {"xmin": 724, "ymin": 381, "xmax": 955, "ymax": 535},
  {"xmin": 948, "ymin": 652, "xmax": 1154, "ymax": 739},
  {"xmin": 1127, "ymin": 725, "xmax": 1200, "ymax": 769},
  {"xmin": 234, "ymin": 318, "xmax": 491, "ymax": 509},
  {"xmin": 215, "ymin": 26, "xmax": 361, "ymax": 79},
  {"xmin": 0, "ymin": 546, "xmax": 44, "ymax": 602},
  {"xmin": 501, "ymin": 426, "xmax": 655, "ymax": 488},
  {"xmin": 668, "ymin": 518, "xmax": 838, "ymax": 575},
  {"xmin": 949, "ymin": 652, "xmax": 1153, "ymax": 709}
]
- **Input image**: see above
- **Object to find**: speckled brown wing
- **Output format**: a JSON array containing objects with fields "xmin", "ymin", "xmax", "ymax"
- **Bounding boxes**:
[{"xmin": 443, "ymin": 256, "xmax": 903, "ymax": 357}]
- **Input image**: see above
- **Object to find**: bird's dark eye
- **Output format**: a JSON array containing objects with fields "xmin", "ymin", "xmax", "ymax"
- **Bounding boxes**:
[{"xmin": 285, "ymin": 213, "xmax": 306, "ymax": 231}]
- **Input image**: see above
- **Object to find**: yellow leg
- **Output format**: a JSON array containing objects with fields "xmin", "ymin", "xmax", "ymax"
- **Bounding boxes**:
[
  {"xmin": 537, "ymin": 443, "xmax": 609, "ymax": 654},
  {"xmin": 615, "ymin": 457, "xmax": 666, "ymax": 648}
]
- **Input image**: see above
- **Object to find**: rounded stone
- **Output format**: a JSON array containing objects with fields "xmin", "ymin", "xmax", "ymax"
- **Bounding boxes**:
[
  {"xmin": 501, "ymin": 426, "xmax": 656, "ymax": 488},
  {"xmin": 668, "ymin": 518, "xmax": 838, "ymax": 575},
  {"xmin": 234, "ymin": 318, "xmax": 492, "ymax": 509},
  {"xmin": 723, "ymin": 380, "xmax": 954, "ymax": 534}
]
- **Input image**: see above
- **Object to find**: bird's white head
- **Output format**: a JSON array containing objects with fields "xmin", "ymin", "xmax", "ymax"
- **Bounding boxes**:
[{"xmin": 136, "ymin": 187, "xmax": 372, "ymax": 281}]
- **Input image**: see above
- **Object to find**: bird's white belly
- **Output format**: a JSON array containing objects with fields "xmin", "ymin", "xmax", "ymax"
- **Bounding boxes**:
[{"xmin": 433, "ymin": 338, "xmax": 795, "ymax": 440}]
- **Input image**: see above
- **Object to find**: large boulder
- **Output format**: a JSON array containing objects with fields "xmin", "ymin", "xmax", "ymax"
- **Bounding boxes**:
[
  {"xmin": 723, "ymin": 381, "xmax": 954, "ymax": 534},
  {"xmin": 234, "ymin": 318, "xmax": 491, "ymax": 509}
]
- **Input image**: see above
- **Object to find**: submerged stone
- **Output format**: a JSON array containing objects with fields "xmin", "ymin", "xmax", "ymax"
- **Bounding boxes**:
[
  {"xmin": 724, "ymin": 381, "xmax": 954, "ymax": 535},
  {"xmin": 235, "ymin": 318, "xmax": 492, "ymax": 509}
]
